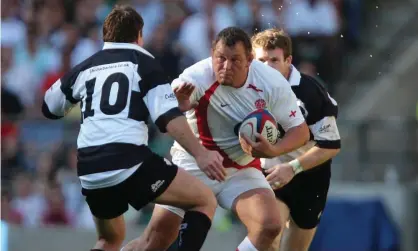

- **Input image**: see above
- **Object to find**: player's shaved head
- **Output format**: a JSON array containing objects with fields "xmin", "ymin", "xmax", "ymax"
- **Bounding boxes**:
[
  {"xmin": 211, "ymin": 27, "xmax": 254, "ymax": 88},
  {"xmin": 213, "ymin": 27, "xmax": 253, "ymax": 56}
]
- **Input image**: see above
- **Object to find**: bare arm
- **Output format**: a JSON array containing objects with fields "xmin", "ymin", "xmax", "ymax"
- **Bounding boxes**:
[
  {"xmin": 296, "ymin": 146, "xmax": 340, "ymax": 171},
  {"xmin": 271, "ymin": 122, "xmax": 309, "ymax": 157},
  {"xmin": 166, "ymin": 116, "xmax": 207, "ymax": 158},
  {"xmin": 270, "ymin": 80, "xmax": 310, "ymax": 157}
]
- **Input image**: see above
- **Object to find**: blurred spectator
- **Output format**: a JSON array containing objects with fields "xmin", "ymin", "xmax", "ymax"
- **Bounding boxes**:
[
  {"xmin": 133, "ymin": 0, "xmax": 165, "ymax": 44},
  {"xmin": 10, "ymin": 172, "xmax": 45, "ymax": 227},
  {"xmin": 55, "ymin": 146, "xmax": 85, "ymax": 221},
  {"xmin": 283, "ymin": 0, "xmax": 342, "ymax": 91},
  {"xmin": 13, "ymin": 21, "xmax": 61, "ymax": 85},
  {"xmin": 1, "ymin": 86, "xmax": 24, "ymax": 118},
  {"xmin": 234, "ymin": 0, "xmax": 277, "ymax": 34},
  {"xmin": 146, "ymin": 23, "xmax": 182, "ymax": 81},
  {"xmin": 1, "ymin": 118, "xmax": 22, "ymax": 182},
  {"xmin": 283, "ymin": 0, "xmax": 340, "ymax": 37},
  {"xmin": 178, "ymin": 0, "xmax": 236, "ymax": 61},
  {"xmin": 1, "ymin": 0, "xmax": 26, "ymax": 47},
  {"xmin": 1, "ymin": 189, "xmax": 23, "ymax": 225},
  {"xmin": 1, "ymin": 45, "xmax": 40, "ymax": 109},
  {"xmin": 42, "ymin": 183, "xmax": 71, "ymax": 226}
]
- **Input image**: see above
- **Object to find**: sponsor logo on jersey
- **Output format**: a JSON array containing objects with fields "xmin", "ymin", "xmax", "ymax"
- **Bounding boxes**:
[
  {"xmin": 319, "ymin": 124, "xmax": 331, "ymax": 133},
  {"xmin": 289, "ymin": 110, "xmax": 297, "ymax": 117},
  {"xmin": 165, "ymin": 93, "xmax": 177, "ymax": 101},
  {"xmin": 255, "ymin": 99, "xmax": 266, "ymax": 109},
  {"xmin": 220, "ymin": 103, "xmax": 230, "ymax": 108}
]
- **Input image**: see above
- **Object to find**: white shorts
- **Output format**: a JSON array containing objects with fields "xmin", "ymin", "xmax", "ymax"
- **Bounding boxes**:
[{"xmin": 156, "ymin": 149, "xmax": 272, "ymax": 218}]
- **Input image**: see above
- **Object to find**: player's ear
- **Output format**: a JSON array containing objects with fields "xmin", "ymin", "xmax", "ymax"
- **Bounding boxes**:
[
  {"xmin": 286, "ymin": 55, "xmax": 293, "ymax": 65},
  {"xmin": 137, "ymin": 36, "xmax": 144, "ymax": 47},
  {"xmin": 247, "ymin": 52, "xmax": 254, "ymax": 67}
]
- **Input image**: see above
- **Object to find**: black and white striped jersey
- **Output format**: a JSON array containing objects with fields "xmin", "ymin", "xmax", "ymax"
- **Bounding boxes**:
[
  {"xmin": 263, "ymin": 66, "xmax": 341, "ymax": 167},
  {"xmin": 42, "ymin": 42, "xmax": 183, "ymax": 189}
]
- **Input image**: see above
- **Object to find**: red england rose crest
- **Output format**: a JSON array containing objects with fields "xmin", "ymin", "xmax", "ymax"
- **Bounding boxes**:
[{"xmin": 255, "ymin": 99, "xmax": 266, "ymax": 109}]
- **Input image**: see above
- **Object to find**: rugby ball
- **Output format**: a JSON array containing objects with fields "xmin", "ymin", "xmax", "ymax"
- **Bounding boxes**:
[{"xmin": 239, "ymin": 109, "xmax": 278, "ymax": 144}]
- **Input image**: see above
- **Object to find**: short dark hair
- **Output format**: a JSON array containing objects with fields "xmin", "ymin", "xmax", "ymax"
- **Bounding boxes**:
[
  {"xmin": 212, "ymin": 27, "xmax": 252, "ymax": 55},
  {"xmin": 103, "ymin": 5, "xmax": 144, "ymax": 43}
]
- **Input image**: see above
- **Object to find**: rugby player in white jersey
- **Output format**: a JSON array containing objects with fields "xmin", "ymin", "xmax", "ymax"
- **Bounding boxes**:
[
  {"xmin": 123, "ymin": 27, "xmax": 310, "ymax": 251},
  {"xmin": 252, "ymin": 28, "xmax": 341, "ymax": 251},
  {"xmin": 42, "ymin": 6, "xmax": 226, "ymax": 251}
]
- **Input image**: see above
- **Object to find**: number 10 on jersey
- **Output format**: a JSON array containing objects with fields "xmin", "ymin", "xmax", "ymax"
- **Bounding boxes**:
[{"xmin": 81, "ymin": 72, "xmax": 131, "ymax": 123}]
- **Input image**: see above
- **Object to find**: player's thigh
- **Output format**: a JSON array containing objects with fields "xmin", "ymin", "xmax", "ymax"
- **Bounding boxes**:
[
  {"xmin": 125, "ymin": 153, "xmax": 215, "ymax": 217},
  {"xmin": 155, "ymin": 167, "xmax": 217, "ymax": 216},
  {"xmin": 224, "ymin": 169, "xmax": 282, "ymax": 232},
  {"xmin": 280, "ymin": 217, "xmax": 317, "ymax": 251}
]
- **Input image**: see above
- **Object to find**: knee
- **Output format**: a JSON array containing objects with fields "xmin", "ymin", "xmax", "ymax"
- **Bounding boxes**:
[
  {"xmin": 191, "ymin": 187, "xmax": 217, "ymax": 219},
  {"xmin": 259, "ymin": 215, "xmax": 283, "ymax": 241}
]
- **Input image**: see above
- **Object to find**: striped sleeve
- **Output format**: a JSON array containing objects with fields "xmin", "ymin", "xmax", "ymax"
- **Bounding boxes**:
[
  {"xmin": 298, "ymin": 75, "xmax": 341, "ymax": 149},
  {"xmin": 139, "ymin": 58, "xmax": 183, "ymax": 132},
  {"xmin": 42, "ymin": 69, "xmax": 81, "ymax": 119}
]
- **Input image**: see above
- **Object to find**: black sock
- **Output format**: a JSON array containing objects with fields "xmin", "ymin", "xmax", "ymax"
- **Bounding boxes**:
[{"xmin": 177, "ymin": 211, "xmax": 212, "ymax": 251}]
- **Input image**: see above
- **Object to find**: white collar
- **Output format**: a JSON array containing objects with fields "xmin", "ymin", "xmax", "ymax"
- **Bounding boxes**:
[
  {"xmin": 102, "ymin": 42, "xmax": 154, "ymax": 58},
  {"xmin": 288, "ymin": 65, "xmax": 301, "ymax": 86}
]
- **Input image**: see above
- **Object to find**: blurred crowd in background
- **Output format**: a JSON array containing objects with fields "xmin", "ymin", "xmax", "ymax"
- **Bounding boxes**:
[{"xmin": 2, "ymin": 0, "xmax": 367, "ymax": 229}]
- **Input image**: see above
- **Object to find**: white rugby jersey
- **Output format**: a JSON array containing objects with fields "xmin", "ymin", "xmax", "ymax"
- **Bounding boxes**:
[
  {"xmin": 171, "ymin": 58, "xmax": 305, "ymax": 170},
  {"xmin": 42, "ymin": 42, "xmax": 183, "ymax": 188},
  {"xmin": 262, "ymin": 66, "xmax": 341, "ymax": 169}
]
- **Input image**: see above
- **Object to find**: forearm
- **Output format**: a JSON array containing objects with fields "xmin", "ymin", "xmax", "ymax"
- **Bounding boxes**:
[
  {"xmin": 166, "ymin": 116, "xmax": 206, "ymax": 158},
  {"xmin": 272, "ymin": 123, "xmax": 309, "ymax": 157},
  {"xmin": 295, "ymin": 146, "xmax": 340, "ymax": 171}
]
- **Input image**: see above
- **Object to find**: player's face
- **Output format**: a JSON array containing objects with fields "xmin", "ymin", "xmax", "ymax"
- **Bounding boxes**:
[
  {"xmin": 253, "ymin": 47, "xmax": 292, "ymax": 78},
  {"xmin": 212, "ymin": 41, "xmax": 253, "ymax": 87}
]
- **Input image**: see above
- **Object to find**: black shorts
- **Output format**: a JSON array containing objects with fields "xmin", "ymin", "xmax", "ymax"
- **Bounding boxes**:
[
  {"xmin": 273, "ymin": 161, "xmax": 331, "ymax": 229},
  {"xmin": 81, "ymin": 152, "xmax": 178, "ymax": 219}
]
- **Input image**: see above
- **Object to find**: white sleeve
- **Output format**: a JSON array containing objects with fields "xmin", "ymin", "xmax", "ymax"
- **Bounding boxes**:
[
  {"xmin": 141, "ymin": 65, "xmax": 184, "ymax": 133},
  {"xmin": 310, "ymin": 116, "xmax": 341, "ymax": 149},
  {"xmin": 171, "ymin": 61, "xmax": 211, "ymax": 103},
  {"xmin": 171, "ymin": 72, "xmax": 199, "ymax": 104},
  {"xmin": 271, "ymin": 83, "xmax": 306, "ymax": 131},
  {"xmin": 143, "ymin": 83, "xmax": 181, "ymax": 121},
  {"xmin": 42, "ymin": 79, "xmax": 76, "ymax": 119}
]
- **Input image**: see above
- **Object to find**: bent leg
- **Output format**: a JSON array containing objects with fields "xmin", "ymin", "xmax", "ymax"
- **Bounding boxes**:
[
  {"xmin": 123, "ymin": 206, "xmax": 183, "ymax": 251},
  {"xmin": 279, "ymin": 217, "xmax": 317, "ymax": 251},
  {"xmin": 93, "ymin": 216, "xmax": 126, "ymax": 251},
  {"xmin": 234, "ymin": 188, "xmax": 283, "ymax": 250},
  {"xmin": 267, "ymin": 199, "xmax": 290, "ymax": 251},
  {"xmin": 124, "ymin": 168, "xmax": 217, "ymax": 251}
]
